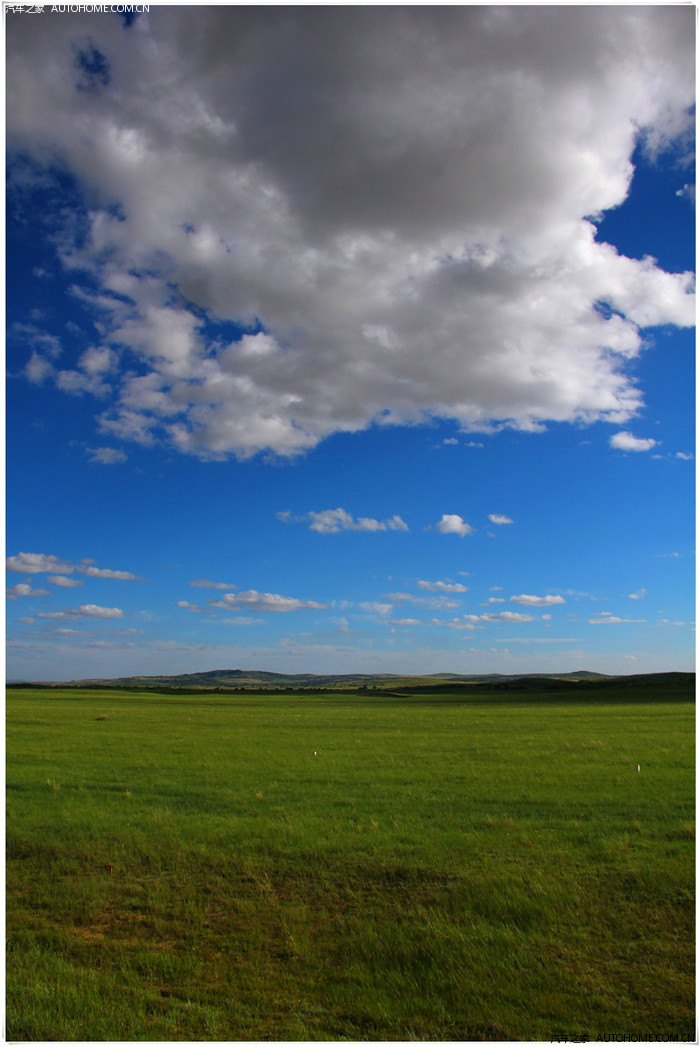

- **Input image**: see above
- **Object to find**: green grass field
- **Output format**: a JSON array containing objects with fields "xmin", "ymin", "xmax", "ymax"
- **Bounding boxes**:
[{"xmin": 6, "ymin": 682, "xmax": 695, "ymax": 1041}]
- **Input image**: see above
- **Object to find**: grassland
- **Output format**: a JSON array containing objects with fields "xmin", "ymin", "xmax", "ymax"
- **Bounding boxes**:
[{"xmin": 6, "ymin": 679, "xmax": 695, "ymax": 1041}]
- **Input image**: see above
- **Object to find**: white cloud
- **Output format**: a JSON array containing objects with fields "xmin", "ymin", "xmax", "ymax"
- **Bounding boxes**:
[
  {"xmin": 589, "ymin": 614, "xmax": 646, "ymax": 624},
  {"xmin": 501, "ymin": 635, "xmax": 577, "ymax": 644},
  {"xmin": 384, "ymin": 592, "xmax": 460, "ymax": 610},
  {"xmin": 628, "ymin": 588, "xmax": 646, "ymax": 600},
  {"xmin": 488, "ymin": 514, "xmax": 513, "ymax": 526},
  {"xmin": 610, "ymin": 431, "xmax": 657, "ymax": 452},
  {"xmin": 211, "ymin": 590, "xmax": 327, "ymax": 613},
  {"xmin": 190, "ymin": 579, "xmax": 236, "ymax": 589},
  {"xmin": 6, "ymin": 551, "xmax": 138, "ymax": 580},
  {"xmin": 87, "ymin": 446, "xmax": 127, "ymax": 464},
  {"xmin": 80, "ymin": 566, "xmax": 139, "ymax": 580},
  {"xmin": 7, "ymin": 552, "xmax": 75, "ymax": 575},
  {"xmin": 25, "ymin": 352, "xmax": 55, "ymax": 384},
  {"xmin": 6, "ymin": 583, "xmax": 50, "ymax": 599},
  {"xmin": 359, "ymin": 601, "xmax": 393, "ymax": 616},
  {"xmin": 79, "ymin": 346, "xmax": 117, "ymax": 375},
  {"xmin": 676, "ymin": 183, "xmax": 695, "ymax": 206},
  {"xmin": 12, "ymin": 322, "xmax": 62, "ymax": 359},
  {"xmin": 510, "ymin": 594, "xmax": 566, "ymax": 607},
  {"xmin": 403, "ymin": 610, "xmax": 535, "ymax": 628},
  {"xmin": 436, "ymin": 514, "xmax": 474, "ymax": 538},
  {"xmin": 37, "ymin": 604, "xmax": 124, "ymax": 620},
  {"xmin": 47, "ymin": 575, "xmax": 84, "ymax": 588},
  {"xmin": 464, "ymin": 611, "xmax": 535, "ymax": 624},
  {"xmin": 285, "ymin": 508, "xmax": 409, "ymax": 534},
  {"xmin": 7, "ymin": 8, "xmax": 694, "ymax": 459},
  {"xmin": 55, "ymin": 368, "xmax": 112, "ymax": 399},
  {"xmin": 417, "ymin": 579, "xmax": 469, "ymax": 593},
  {"xmin": 73, "ymin": 604, "xmax": 125, "ymax": 619}
]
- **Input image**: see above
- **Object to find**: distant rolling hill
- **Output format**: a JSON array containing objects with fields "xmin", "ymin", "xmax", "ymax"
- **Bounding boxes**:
[
  {"xmin": 10, "ymin": 668, "xmax": 694, "ymax": 694},
  {"xmin": 64, "ymin": 668, "xmax": 402, "ymax": 690}
]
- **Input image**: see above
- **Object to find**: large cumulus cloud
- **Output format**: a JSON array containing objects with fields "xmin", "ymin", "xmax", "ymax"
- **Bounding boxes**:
[{"xmin": 7, "ymin": 6, "xmax": 695, "ymax": 458}]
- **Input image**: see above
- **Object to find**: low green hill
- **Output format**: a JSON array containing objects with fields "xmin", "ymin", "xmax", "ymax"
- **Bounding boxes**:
[{"xmin": 8, "ymin": 667, "xmax": 694, "ymax": 698}]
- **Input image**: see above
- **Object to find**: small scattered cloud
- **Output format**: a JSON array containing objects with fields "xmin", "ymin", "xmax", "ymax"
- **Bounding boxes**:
[
  {"xmin": 25, "ymin": 352, "xmax": 55, "ymax": 384},
  {"xmin": 190, "ymin": 579, "xmax": 236, "ymax": 589},
  {"xmin": 80, "ymin": 566, "xmax": 139, "ymax": 580},
  {"xmin": 464, "ymin": 611, "xmax": 535, "ymax": 624},
  {"xmin": 281, "ymin": 507, "xmax": 409, "ymax": 534},
  {"xmin": 6, "ymin": 583, "xmax": 50, "ymax": 599},
  {"xmin": 589, "ymin": 614, "xmax": 646, "ymax": 624},
  {"xmin": 210, "ymin": 590, "xmax": 327, "ymax": 613},
  {"xmin": 435, "ymin": 514, "xmax": 474, "ymax": 538},
  {"xmin": 36, "ymin": 604, "xmax": 124, "ymax": 620},
  {"xmin": 488, "ymin": 514, "xmax": 513, "ymax": 525},
  {"xmin": 510, "ymin": 594, "xmax": 566, "ymax": 607},
  {"xmin": 7, "ymin": 552, "xmax": 75, "ymax": 575},
  {"xmin": 79, "ymin": 346, "xmax": 117, "ymax": 375},
  {"xmin": 358, "ymin": 601, "xmax": 393, "ymax": 616},
  {"xmin": 72, "ymin": 604, "xmax": 126, "ymax": 619},
  {"xmin": 6, "ymin": 551, "xmax": 139, "ymax": 580},
  {"xmin": 56, "ymin": 368, "xmax": 112, "ymax": 399},
  {"xmin": 87, "ymin": 446, "xmax": 127, "ymax": 464},
  {"xmin": 383, "ymin": 591, "xmax": 460, "ymax": 610},
  {"xmin": 417, "ymin": 579, "xmax": 469, "ymax": 593},
  {"xmin": 676, "ymin": 451, "xmax": 694, "ymax": 460},
  {"xmin": 628, "ymin": 588, "xmax": 646, "ymax": 600},
  {"xmin": 676, "ymin": 183, "xmax": 695, "ymax": 206},
  {"xmin": 501, "ymin": 635, "xmax": 578, "ymax": 644},
  {"xmin": 610, "ymin": 431, "xmax": 657, "ymax": 452},
  {"xmin": 47, "ymin": 575, "xmax": 84, "ymax": 588}
]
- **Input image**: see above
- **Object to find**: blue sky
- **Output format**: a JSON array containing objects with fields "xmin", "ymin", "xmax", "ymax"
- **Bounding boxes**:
[{"xmin": 5, "ymin": 5, "xmax": 695, "ymax": 681}]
